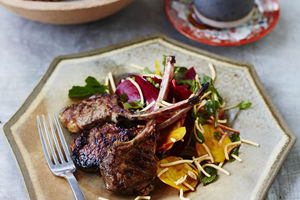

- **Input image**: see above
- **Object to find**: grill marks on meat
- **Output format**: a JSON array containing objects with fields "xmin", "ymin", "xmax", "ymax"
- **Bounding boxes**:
[
  {"xmin": 59, "ymin": 94, "xmax": 130, "ymax": 133},
  {"xmin": 70, "ymin": 122, "xmax": 158, "ymax": 195},
  {"xmin": 70, "ymin": 123, "xmax": 138, "ymax": 172},
  {"xmin": 100, "ymin": 123, "xmax": 157, "ymax": 195}
]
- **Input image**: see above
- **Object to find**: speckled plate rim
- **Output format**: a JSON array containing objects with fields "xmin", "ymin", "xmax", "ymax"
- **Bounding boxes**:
[
  {"xmin": 164, "ymin": 0, "xmax": 280, "ymax": 46},
  {"xmin": 3, "ymin": 34, "xmax": 296, "ymax": 200}
]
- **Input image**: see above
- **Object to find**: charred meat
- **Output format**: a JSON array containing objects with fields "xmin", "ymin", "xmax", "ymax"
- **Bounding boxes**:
[
  {"xmin": 70, "ymin": 123, "xmax": 138, "ymax": 172},
  {"xmin": 100, "ymin": 122, "xmax": 157, "ymax": 195},
  {"xmin": 59, "ymin": 94, "xmax": 130, "ymax": 133}
]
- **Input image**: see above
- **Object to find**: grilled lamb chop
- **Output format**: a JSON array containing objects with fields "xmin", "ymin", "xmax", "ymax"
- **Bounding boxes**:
[
  {"xmin": 59, "ymin": 94, "xmax": 130, "ymax": 133},
  {"xmin": 70, "ymin": 122, "xmax": 157, "ymax": 195},
  {"xmin": 59, "ymin": 85, "xmax": 208, "ymax": 134},
  {"xmin": 70, "ymin": 123, "xmax": 138, "ymax": 172},
  {"xmin": 100, "ymin": 122, "xmax": 157, "ymax": 195}
]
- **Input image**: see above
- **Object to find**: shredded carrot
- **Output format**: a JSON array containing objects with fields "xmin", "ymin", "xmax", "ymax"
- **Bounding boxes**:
[{"xmin": 218, "ymin": 124, "xmax": 240, "ymax": 133}]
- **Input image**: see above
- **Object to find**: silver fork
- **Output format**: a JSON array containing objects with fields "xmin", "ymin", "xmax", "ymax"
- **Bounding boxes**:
[{"xmin": 37, "ymin": 114, "xmax": 86, "ymax": 200}]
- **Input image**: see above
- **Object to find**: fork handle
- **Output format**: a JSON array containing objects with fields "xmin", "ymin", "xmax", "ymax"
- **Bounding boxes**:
[{"xmin": 65, "ymin": 173, "xmax": 86, "ymax": 200}]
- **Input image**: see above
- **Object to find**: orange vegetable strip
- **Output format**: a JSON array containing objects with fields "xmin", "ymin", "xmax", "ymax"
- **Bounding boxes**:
[
  {"xmin": 216, "ymin": 127, "xmax": 226, "ymax": 135},
  {"xmin": 218, "ymin": 124, "xmax": 240, "ymax": 133}
]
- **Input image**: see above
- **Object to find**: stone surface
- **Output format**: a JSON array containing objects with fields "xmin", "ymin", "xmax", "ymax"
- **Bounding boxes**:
[{"xmin": 0, "ymin": 0, "xmax": 299, "ymax": 199}]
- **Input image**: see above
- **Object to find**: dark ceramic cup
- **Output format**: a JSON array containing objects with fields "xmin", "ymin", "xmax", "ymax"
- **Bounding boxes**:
[{"xmin": 194, "ymin": 0, "xmax": 255, "ymax": 22}]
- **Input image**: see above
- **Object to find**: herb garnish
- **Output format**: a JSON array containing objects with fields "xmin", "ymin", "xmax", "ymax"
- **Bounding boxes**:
[
  {"xmin": 123, "ymin": 100, "xmax": 144, "ymax": 110},
  {"xmin": 204, "ymin": 100, "xmax": 220, "ymax": 116},
  {"xmin": 239, "ymin": 101, "xmax": 252, "ymax": 110},
  {"xmin": 174, "ymin": 66, "xmax": 188, "ymax": 81},
  {"xmin": 214, "ymin": 132, "xmax": 222, "ymax": 140},
  {"xmin": 146, "ymin": 77, "xmax": 160, "ymax": 88},
  {"xmin": 119, "ymin": 93, "xmax": 128, "ymax": 102},
  {"xmin": 200, "ymin": 75, "xmax": 212, "ymax": 85},
  {"xmin": 68, "ymin": 76, "xmax": 107, "ymax": 99},
  {"xmin": 199, "ymin": 167, "xmax": 218, "ymax": 185},
  {"xmin": 224, "ymin": 100, "xmax": 252, "ymax": 110},
  {"xmin": 196, "ymin": 129, "xmax": 205, "ymax": 144}
]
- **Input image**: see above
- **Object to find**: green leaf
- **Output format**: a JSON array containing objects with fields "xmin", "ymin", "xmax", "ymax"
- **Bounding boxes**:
[
  {"xmin": 196, "ymin": 129, "xmax": 205, "ymax": 144},
  {"xmin": 119, "ymin": 93, "xmax": 128, "ymax": 103},
  {"xmin": 142, "ymin": 67, "xmax": 154, "ymax": 74},
  {"xmin": 197, "ymin": 114, "xmax": 207, "ymax": 125},
  {"xmin": 208, "ymin": 84, "xmax": 223, "ymax": 103},
  {"xmin": 229, "ymin": 132, "xmax": 240, "ymax": 142},
  {"xmin": 191, "ymin": 112, "xmax": 207, "ymax": 125},
  {"xmin": 177, "ymin": 80, "xmax": 193, "ymax": 86},
  {"xmin": 124, "ymin": 100, "xmax": 144, "ymax": 110},
  {"xmin": 204, "ymin": 100, "xmax": 220, "ymax": 116},
  {"xmin": 162, "ymin": 55, "xmax": 167, "ymax": 66},
  {"xmin": 146, "ymin": 77, "xmax": 160, "ymax": 88},
  {"xmin": 229, "ymin": 146, "xmax": 240, "ymax": 162},
  {"xmin": 174, "ymin": 66, "xmax": 188, "ymax": 81},
  {"xmin": 199, "ymin": 167, "xmax": 218, "ymax": 185},
  {"xmin": 214, "ymin": 132, "xmax": 221, "ymax": 140},
  {"xmin": 68, "ymin": 76, "xmax": 107, "ymax": 99},
  {"xmin": 126, "ymin": 76, "xmax": 135, "ymax": 81},
  {"xmin": 200, "ymin": 75, "xmax": 212, "ymax": 85},
  {"xmin": 239, "ymin": 101, "xmax": 252, "ymax": 110}
]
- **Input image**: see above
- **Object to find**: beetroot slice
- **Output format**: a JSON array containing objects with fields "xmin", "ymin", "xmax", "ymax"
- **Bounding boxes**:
[
  {"xmin": 184, "ymin": 67, "xmax": 196, "ymax": 80},
  {"xmin": 116, "ymin": 80, "xmax": 141, "ymax": 103},
  {"xmin": 170, "ymin": 79, "xmax": 192, "ymax": 100},
  {"xmin": 130, "ymin": 75, "xmax": 159, "ymax": 105}
]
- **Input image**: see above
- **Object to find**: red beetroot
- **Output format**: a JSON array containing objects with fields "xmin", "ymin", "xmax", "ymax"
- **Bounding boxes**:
[{"xmin": 183, "ymin": 67, "xmax": 196, "ymax": 80}]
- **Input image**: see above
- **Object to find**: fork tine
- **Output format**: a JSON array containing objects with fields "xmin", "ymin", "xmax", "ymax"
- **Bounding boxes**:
[
  {"xmin": 41, "ymin": 115, "xmax": 59, "ymax": 165},
  {"xmin": 37, "ymin": 116, "xmax": 54, "ymax": 168},
  {"xmin": 53, "ymin": 113, "xmax": 71, "ymax": 162},
  {"xmin": 47, "ymin": 113, "xmax": 66, "ymax": 164}
]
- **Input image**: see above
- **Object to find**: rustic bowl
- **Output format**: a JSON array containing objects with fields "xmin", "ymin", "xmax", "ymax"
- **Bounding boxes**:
[{"xmin": 0, "ymin": 0, "xmax": 134, "ymax": 25}]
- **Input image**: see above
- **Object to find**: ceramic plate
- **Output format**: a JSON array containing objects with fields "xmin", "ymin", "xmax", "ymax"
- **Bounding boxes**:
[
  {"xmin": 3, "ymin": 34, "xmax": 295, "ymax": 200},
  {"xmin": 165, "ymin": 0, "xmax": 280, "ymax": 46}
]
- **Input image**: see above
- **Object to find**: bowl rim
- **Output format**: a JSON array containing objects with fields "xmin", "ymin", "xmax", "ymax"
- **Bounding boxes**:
[{"xmin": 0, "ymin": 0, "xmax": 121, "ymax": 11}]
